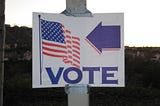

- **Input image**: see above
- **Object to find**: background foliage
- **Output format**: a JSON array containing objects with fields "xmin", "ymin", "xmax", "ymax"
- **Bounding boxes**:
[{"xmin": 3, "ymin": 25, "xmax": 160, "ymax": 106}]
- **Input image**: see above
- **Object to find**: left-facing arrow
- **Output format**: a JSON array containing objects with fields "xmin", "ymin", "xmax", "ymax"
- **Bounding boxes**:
[{"xmin": 85, "ymin": 22, "xmax": 121, "ymax": 54}]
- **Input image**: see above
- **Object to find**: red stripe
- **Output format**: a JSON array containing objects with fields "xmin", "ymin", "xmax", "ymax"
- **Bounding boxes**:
[
  {"xmin": 65, "ymin": 35, "xmax": 72, "ymax": 39},
  {"xmin": 63, "ymin": 60, "xmax": 72, "ymax": 64},
  {"xmin": 42, "ymin": 41, "xmax": 66, "ymax": 49},
  {"xmin": 73, "ymin": 58, "xmax": 80, "ymax": 64},
  {"xmin": 72, "ymin": 41, "xmax": 80, "ymax": 46},
  {"xmin": 67, "ymin": 50, "xmax": 72, "ymax": 54},
  {"xmin": 67, "ymin": 45, "xmax": 72, "ymax": 49},
  {"xmin": 73, "ymin": 54, "xmax": 80, "ymax": 59},
  {"xmin": 68, "ymin": 55, "xmax": 72, "ymax": 59},
  {"xmin": 72, "ymin": 36, "xmax": 80, "ymax": 41},
  {"xmin": 43, "ymin": 52, "xmax": 66, "ymax": 58},
  {"xmin": 42, "ymin": 46, "xmax": 67, "ymax": 54},
  {"xmin": 72, "ymin": 63, "xmax": 80, "ymax": 69},
  {"xmin": 65, "ymin": 30, "xmax": 71, "ymax": 34},
  {"xmin": 66, "ymin": 40, "xmax": 71, "ymax": 44},
  {"xmin": 73, "ymin": 49, "xmax": 80, "ymax": 55},
  {"xmin": 72, "ymin": 45, "xmax": 80, "ymax": 50}
]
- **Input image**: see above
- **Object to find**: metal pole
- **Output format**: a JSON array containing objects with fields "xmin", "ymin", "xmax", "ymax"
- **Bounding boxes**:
[
  {"xmin": 62, "ymin": 0, "xmax": 92, "ymax": 106},
  {"xmin": 65, "ymin": 84, "xmax": 89, "ymax": 106},
  {"xmin": 62, "ymin": 0, "xmax": 92, "ymax": 17},
  {"xmin": 0, "ymin": 0, "xmax": 5, "ymax": 105}
]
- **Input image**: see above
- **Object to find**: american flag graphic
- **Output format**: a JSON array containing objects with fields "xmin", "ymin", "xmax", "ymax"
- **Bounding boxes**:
[{"xmin": 40, "ymin": 19, "xmax": 80, "ymax": 68}]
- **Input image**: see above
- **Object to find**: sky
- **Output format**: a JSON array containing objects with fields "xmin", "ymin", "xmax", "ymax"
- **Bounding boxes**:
[{"xmin": 5, "ymin": 0, "xmax": 160, "ymax": 47}]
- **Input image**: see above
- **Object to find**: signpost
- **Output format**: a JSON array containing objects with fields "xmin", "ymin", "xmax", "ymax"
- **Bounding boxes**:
[
  {"xmin": 33, "ymin": 12, "xmax": 124, "ymax": 106},
  {"xmin": 33, "ymin": 1, "xmax": 124, "ymax": 106}
]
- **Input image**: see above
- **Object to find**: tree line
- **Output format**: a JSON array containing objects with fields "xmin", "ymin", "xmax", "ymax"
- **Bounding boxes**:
[{"xmin": 3, "ymin": 25, "xmax": 160, "ymax": 106}]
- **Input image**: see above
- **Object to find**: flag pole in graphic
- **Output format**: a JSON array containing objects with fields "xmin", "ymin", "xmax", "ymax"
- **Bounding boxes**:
[{"xmin": 38, "ymin": 15, "xmax": 43, "ymax": 85}]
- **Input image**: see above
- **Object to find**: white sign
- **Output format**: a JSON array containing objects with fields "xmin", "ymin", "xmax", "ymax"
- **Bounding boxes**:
[{"xmin": 32, "ymin": 12, "xmax": 124, "ymax": 88}]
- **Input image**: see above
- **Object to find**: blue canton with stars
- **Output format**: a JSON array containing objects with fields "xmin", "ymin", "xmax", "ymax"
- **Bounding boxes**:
[{"xmin": 40, "ymin": 19, "xmax": 65, "ymax": 44}]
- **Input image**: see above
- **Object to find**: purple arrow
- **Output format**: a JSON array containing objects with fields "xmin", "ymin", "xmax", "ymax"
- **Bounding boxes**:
[{"xmin": 86, "ymin": 22, "xmax": 120, "ymax": 54}]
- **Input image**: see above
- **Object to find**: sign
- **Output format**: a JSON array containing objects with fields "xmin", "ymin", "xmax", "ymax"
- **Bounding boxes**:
[{"xmin": 32, "ymin": 13, "xmax": 124, "ymax": 88}]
